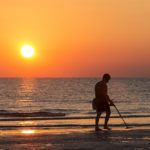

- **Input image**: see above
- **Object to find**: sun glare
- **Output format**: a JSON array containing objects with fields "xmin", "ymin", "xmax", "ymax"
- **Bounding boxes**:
[
  {"xmin": 21, "ymin": 45, "xmax": 35, "ymax": 58},
  {"xmin": 21, "ymin": 130, "xmax": 35, "ymax": 134}
]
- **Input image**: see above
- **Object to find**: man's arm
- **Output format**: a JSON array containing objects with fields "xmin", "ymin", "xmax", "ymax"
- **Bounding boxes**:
[{"xmin": 106, "ymin": 95, "xmax": 114, "ymax": 106}]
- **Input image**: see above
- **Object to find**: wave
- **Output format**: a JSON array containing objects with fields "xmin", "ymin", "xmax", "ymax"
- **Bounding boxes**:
[
  {"xmin": 40, "ymin": 108, "xmax": 81, "ymax": 113},
  {"xmin": 0, "ymin": 108, "xmax": 82, "ymax": 117},
  {"xmin": 0, "ymin": 110, "xmax": 65, "ymax": 117},
  {"xmin": 0, "ymin": 115, "xmax": 150, "ymax": 122}
]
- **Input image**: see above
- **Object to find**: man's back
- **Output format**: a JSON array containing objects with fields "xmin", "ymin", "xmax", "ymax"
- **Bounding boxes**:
[{"xmin": 95, "ymin": 80, "xmax": 107, "ymax": 99}]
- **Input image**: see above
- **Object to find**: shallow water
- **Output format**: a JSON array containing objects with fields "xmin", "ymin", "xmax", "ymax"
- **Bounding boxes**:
[{"xmin": 0, "ymin": 78, "xmax": 149, "ymax": 126}]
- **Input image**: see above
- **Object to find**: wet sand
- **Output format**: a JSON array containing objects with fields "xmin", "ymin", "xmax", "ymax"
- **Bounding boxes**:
[{"xmin": 0, "ymin": 127, "xmax": 150, "ymax": 150}]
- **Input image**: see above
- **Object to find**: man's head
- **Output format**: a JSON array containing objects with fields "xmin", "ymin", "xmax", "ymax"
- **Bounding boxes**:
[{"xmin": 102, "ymin": 73, "xmax": 111, "ymax": 83}]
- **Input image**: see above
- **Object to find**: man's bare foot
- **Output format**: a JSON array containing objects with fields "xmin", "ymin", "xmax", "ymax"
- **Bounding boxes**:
[{"xmin": 95, "ymin": 127, "xmax": 102, "ymax": 131}]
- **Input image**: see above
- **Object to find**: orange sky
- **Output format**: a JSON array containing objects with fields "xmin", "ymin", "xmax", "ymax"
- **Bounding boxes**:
[{"xmin": 0, "ymin": 0, "xmax": 150, "ymax": 77}]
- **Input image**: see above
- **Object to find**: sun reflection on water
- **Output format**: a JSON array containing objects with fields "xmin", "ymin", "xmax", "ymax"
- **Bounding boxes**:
[
  {"xmin": 16, "ymin": 78, "xmax": 36, "ymax": 112},
  {"xmin": 20, "ymin": 121, "xmax": 33, "ymax": 125},
  {"xmin": 21, "ymin": 130, "xmax": 35, "ymax": 134}
]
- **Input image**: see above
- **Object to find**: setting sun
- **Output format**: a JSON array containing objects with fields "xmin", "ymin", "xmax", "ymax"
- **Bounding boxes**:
[{"xmin": 21, "ymin": 45, "xmax": 35, "ymax": 58}]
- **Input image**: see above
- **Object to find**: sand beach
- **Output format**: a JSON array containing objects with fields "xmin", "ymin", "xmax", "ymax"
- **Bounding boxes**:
[{"xmin": 0, "ymin": 127, "xmax": 150, "ymax": 150}]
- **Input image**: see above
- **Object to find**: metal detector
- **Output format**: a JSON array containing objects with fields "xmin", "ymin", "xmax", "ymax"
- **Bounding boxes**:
[{"xmin": 113, "ymin": 103, "xmax": 129, "ymax": 129}]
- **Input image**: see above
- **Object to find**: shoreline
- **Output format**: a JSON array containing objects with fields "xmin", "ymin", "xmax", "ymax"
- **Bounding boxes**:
[{"xmin": 0, "ymin": 116, "xmax": 150, "ymax": 130}]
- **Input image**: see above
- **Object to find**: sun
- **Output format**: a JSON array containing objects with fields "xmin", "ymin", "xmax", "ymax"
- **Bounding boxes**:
[{"xmin": 21, "ymin": 45, "xmax": 35, "ymax": 58}]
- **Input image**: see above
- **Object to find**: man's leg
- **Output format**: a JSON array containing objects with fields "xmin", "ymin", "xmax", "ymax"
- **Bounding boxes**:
[
  {"xmin": 95, "ymin": 110, "xmax": 101, "ymax": 131},
  {"xmin": 104, "ymin": 109, "xmax": 111, "ymax": 129}
]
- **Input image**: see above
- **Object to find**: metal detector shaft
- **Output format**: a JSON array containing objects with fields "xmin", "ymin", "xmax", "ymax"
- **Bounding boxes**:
[{"xmin": 113, "ymin": 105, "xmax": 128, "ymax": 128}]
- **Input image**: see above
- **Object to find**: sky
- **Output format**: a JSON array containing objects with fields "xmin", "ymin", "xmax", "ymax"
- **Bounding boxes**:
[{"xmin": 0, "ymin": 0, "xmax": 150, "ymax": 77}]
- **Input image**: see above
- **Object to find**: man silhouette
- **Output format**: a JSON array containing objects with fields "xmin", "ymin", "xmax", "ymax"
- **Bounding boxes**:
[{"xmin": 93, "ymin": 73, "xmax": 113, "ymax": 131}]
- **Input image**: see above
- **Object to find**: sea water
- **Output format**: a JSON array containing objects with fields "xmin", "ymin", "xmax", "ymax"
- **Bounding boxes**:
[{"xmin": 0, "ymin": 78, "xmax": 149, "ymax": 127}]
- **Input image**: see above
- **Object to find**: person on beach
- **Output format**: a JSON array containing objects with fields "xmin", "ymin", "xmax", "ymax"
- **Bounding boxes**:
[{"xmin": 92, "ymin": 73, "xmax": 114, "ymax": 131}]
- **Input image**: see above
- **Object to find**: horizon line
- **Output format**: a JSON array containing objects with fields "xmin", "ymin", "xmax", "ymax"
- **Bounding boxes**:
[{"xmin": 0, "ymin": 76, "xmax": 149, "ymax": 79}]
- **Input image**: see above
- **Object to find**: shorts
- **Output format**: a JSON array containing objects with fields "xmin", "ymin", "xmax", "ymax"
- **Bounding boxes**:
[{"xmin": 93, "ymin": 98, "xmax": 110, "ymax": 112}]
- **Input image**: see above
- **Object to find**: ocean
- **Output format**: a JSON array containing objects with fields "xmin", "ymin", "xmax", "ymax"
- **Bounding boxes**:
[{"xmin": 0, "ymin": 78, "xmax": 150, "ymax": 128}]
